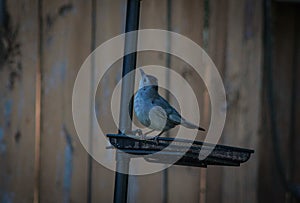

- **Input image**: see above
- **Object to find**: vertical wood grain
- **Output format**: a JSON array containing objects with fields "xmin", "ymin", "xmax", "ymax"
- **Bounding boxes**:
[
  {"xmin": 259, "ymin": 3, "xmax": 300, "ymax": 203},
  {"xmin": 0, "ymin": 0, "xmax": 38, "ymax": 202},
  {"xmin": 205, "ymin": 0, "xmax": 228, "ymax": 202},
  {"xmin": 221, "ymin": 0, "xmax": 262, "ymax": 202},
  {"xmin": 0, "ymin": 1, "xmax": 291, "ymax": 202},
  {"xmin": 39, "ymin": 1, "xmax": 91, "ymax": 202},
  {"xmin": 167, "ymin": 1, "xmax": 205, "ymax": 203},
  {"xmin": 292, "ymin": 7, "xmax": 300, "ymax": 203},
  {"xmin": 91, "ymin": 0, "xmax": 125, "ymax": 202}
]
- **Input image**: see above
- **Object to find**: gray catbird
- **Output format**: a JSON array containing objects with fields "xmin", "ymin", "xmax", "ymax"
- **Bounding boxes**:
[{"xmin": 134, "ymin": 69, "xmax": 205, "ymax": 141}]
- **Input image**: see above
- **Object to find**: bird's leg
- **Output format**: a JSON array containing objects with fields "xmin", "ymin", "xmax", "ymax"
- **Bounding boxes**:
[
  {"xmin": 138, "ymin": 129, "xmax": 155, "ymax": 141},
  {"xmin": 144, "ymin": 129, "xmax": 155, "ymax": 135},
  {"xmin": 123, "ymin": 129, "xmax": 149, "ymax": 141},
  {"xmin": 150, "ymin": 130, "xmax": 165, "ymax": 144}
]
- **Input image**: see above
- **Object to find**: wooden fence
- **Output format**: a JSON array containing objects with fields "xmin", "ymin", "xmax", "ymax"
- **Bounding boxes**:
[{"xmin": 0, "ymin": 0, "xmax": 299, "ymax": 203}]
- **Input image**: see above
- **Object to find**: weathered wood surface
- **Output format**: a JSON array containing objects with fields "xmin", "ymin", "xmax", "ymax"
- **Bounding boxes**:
[
  {"xmin": 1, "ymin": 1, "xmax": 299, "ymax": 203},
  {"xmin": 0, "ymin": 0, "xmax": 38, "ymax": 202},
  {"xmin": 39, "ymin": 1, "xmax": 91, "ymax": 202},
  {"xmin": 258, "ymin": 3, "xmax": 300, "ymax": 203},
  {"xmin": 167, "ymin": 1, "xmax": 205, "ymax": 203},
  {"xmin": 220, "ymin": 0, "xmax": 262, "ymax": 203},
  {"xmin": 91, "ymin": 0, "xmax": 125, "ymax": 202},
  {"xmin": 205, "ymin": 0, "xmax": 228, "ymax": 202}
]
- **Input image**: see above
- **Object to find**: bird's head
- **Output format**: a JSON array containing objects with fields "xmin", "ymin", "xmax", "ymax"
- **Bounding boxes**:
[{"xmin": 138, "ymin": 69, "xmax": 158, "ymax": 89}]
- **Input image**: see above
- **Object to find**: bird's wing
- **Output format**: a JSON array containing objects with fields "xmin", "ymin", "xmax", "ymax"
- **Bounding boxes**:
[
  {"xmin": 153, "ymin": 95, "xmax": 182, "ymax": 125},
  {"xmin": 149, "ymin": 106, "xmax": 167, "ymax": 120},
  {"xmin": 148, "ymin": 106, "xmax": 168, "ymax": 131}
]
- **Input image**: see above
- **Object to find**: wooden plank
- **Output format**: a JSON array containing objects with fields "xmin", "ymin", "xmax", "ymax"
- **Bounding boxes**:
[
  {"xmin": 167, "ymin": 1, "xmax": 205, "ymax": 203},
  {"xmin": 221, "ymin": 0, "xmax": 262, "ymax": 202},
  {"xmin": 292, "ymin": 6, "xmax": 300, "ymax": 203},
  {"xmin": 206, "ymin": 0, "xmax": 228, "ymax": 78},
  {"xmin": 205, "ymin": 0, "xmax": 228, "ymax": 203},
  {"xmin": 39, "ymin": 1, "xmax": 91, "ymax": 202},
  {"xmin": 0, "ymin": 0, "xmax": 38, "ymax": 202},
  {"xmin": 91, "ymin": 0, "xmax": 126, "ymax": 202},
  {"xmin": 258, "ymin": 4, "xmax": 299, "ymax": 203}
]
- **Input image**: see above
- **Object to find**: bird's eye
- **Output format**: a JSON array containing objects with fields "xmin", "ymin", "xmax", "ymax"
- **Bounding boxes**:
[{"xmin": 143, "ymin": 78, "xmax": 146, "ymax": 82}]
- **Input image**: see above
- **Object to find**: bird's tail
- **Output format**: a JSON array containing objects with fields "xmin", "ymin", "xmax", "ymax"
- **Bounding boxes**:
[{"xmin": 181, "ymin": 118, "xmax": 205, "ymax": 131}]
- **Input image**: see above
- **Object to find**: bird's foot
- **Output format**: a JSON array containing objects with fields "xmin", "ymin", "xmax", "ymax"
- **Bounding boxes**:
[
  {"xmin": 140, "ymin": 133, "xmax": 147, "ymax": 141},
  {"xmin": 149, "ymin": 136, "xmax": 160, "ymax": 145},
  {"xmin": 122, "ymin": 129, "xmax": 148, "ymax": 140},
  {"xmin": 122, "ymin": 129, "xmax": 143, "ymax": 136},
  {"xmin": 133, "ymin": 129, "xmax": 143, "ymax": 136},
  {"xmin": 148, "ymin": 130, "xmax": 165, "ymax": 144}
]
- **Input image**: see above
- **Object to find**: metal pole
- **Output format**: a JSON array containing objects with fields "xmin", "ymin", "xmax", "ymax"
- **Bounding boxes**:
[{"xmin": 114, "ymin": 0, "xmax": 140, "ymax": 203}]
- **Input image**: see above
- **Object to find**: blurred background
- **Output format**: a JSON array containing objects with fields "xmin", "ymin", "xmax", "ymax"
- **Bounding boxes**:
[{"xmin": 0, "ymin": 0, "xmax": 299, "ymax": 202}]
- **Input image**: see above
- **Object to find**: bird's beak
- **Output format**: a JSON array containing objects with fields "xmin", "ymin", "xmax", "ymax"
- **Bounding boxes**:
[{"xmin": 139, "ymin": 69, "xmax": 146, "ymax": 77}]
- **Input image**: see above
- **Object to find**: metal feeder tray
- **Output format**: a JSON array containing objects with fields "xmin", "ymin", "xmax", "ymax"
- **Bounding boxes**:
[{"xmin": 107, "ymin": 134, "xmax": 254, "ymax": 168}]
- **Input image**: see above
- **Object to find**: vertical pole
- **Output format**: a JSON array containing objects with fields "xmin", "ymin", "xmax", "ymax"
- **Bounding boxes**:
[
  {"xmin": 114, "ymin": 0, "xmax": 140, "ymax": 203},
  {"xmin": 87, "ymin": 1, "xmax": 96, "ymax": 202}
]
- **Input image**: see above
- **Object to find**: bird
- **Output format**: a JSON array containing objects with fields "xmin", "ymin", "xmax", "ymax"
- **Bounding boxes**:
[{"xmin": 133, "ymin": 69, "xmax": 205, "ymax": 142}]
